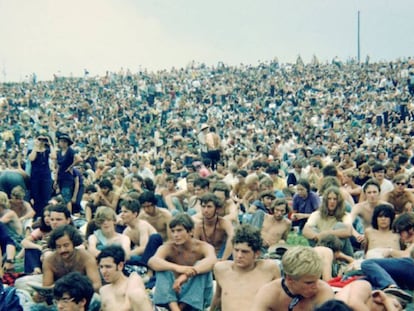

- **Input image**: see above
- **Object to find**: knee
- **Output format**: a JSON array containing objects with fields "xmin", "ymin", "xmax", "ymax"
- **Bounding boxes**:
[
  {"xmin": 128, "ymin": 288, "xmax": 151, "ymax": 307},
  {"xmin": 149, "ymin": 233, "xmax": 163, "ymax": 245}
]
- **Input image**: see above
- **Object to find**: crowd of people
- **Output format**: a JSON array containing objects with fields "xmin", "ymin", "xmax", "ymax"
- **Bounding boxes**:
[{"xmin": 1, "ymin": 56, "xmax": 414, "ymax": 310}]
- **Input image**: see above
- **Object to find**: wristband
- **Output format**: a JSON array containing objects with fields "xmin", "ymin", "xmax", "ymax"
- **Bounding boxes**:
[{"xmin": 5, "ymin": 259, "xmax": 14, "ymax": 264}]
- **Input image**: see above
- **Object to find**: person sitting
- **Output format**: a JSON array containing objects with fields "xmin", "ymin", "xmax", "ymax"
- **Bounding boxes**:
[
  {"xmin": 252, "ymin": 246, "xmax": 334, "ymax": 310},
  {"xmin": 148, "ymin": 213, "xmax": 216, "ymax": 311},
  {"xmin": 43, "ymin": 225, "xmax": 101, "ymax": 291},
  {"xmin": 211, "ymin": 224, "xmax": 280, "ymax": 311},
  {"xmin": 21, "ymin": 206, "xmax": 52, "ymax": 274},
  {"xmin": 303, "ymin": 186, "xmax": 354, "ymax": 256},
  {"xmin": 0, "ymin": 222, "xmax": 16, "ymax": 276},
  {"xmin": 9, "ymin": 185, "xmax": 35, "ymax": 234},
  {"xmin": 119, "ymin": 199, "xmax": 163, "ymax": 268},
  {"xmin": 53, "ymin": 271, "xmax": 95, "ymax": 311},
  {"xmin": 138, "ymin": 190, "xmax": 172, "ymax": 242},
  {"xmin": 364, "ymin": 204, "xmax": 401, "ymax": 259},
  {"xmin": 0, "ymin": 191, "xmax": 23, "ymax": 250},
  {"xmin": 98, "ymin": 245, "xmax": 152, "ymax": 311},
  {"xmin": 361, "ymin": 213, "xmax": 414, "ymax": 303},
  {"xmin": 335, "ymin": 279, "xmax": 407, "ymax": 310},
  {"xmin": 87, "ymin": 206, "xmax": 131, "ymax": 259},
  {"xmin": 291, "ymin": 178, "xmax": 320, "ymax": 232},
  {"xmin": 259, "ymin": 198, "xmax": 292, "ymax": 252},
  {"xmin": 193, "ymin": 193, "xmax": 234, "ymax": 260},
  {"xmin": 382, "ymin": 174, "xmax": 414, "ymax": 216}
]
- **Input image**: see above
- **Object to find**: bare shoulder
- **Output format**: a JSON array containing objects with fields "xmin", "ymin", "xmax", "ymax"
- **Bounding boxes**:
[
  {"xmin": 138, "ymin": 219, "xmax": 156, "ymax": 232},
  {"xmin": 99, "ymin": 284, "xmax": 111, "ymax": 295},
  {"xmin": 255, "ymin": 279, "xmax": 281, "ymax": 302},
  {"xmin": 214, "ymin": 260, "xmax": 233, "ymax": 273},
  {"xmin": 79, "ymin": 248, "xmax": 97, "ymax": 261},
  {"xmin": 159, "ymin": 208, "xmax": 172, "ymax": 217},
  {"xmin": 315, "ymin": 280, "xmax": 335, "ymax": 302},
  {"xmin": 257, "ymin": 259, "xmax": 280, "ymax": 271}
]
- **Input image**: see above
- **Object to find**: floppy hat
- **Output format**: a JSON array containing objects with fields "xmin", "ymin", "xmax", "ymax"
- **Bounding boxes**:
[{"xmin": 58, "ymin": 134, "xmax": 73, "ymax": 145}]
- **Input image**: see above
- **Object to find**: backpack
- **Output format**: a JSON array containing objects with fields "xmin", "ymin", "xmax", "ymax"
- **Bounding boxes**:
[{"xmin": 0, "ymin": 283, "xmax": 23, "ymax": 311}]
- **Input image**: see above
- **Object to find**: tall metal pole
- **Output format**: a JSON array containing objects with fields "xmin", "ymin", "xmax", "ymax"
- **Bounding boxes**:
[{"xmin": 357, "ymin": 10, "xmax": 361, "ymax": 63}]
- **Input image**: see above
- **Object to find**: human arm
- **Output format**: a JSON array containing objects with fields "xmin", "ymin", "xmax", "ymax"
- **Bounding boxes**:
[
  {"xmin": 148, "ymin": 241, "xmax": 216, "ymax": 275},
  {"xmin": 222, "ymin": 200, "xmax": 239, "ymax": 224},
  {"xmin": 21, "ymin": 232, "xmax": 44, "ymax": 251},
  {"xmin": 65, "ymin": 152, "xmax": 83, "ymax": 173},
  {"xmin": 210, "ymin": 264, "xmax": 223, "ymax": 311},
  {"xmin": 0, "ymin": 210, "xmax": 17, "ymax": 225},
  {"xmin": 71, "ymin": 175, "xmax": 80, "ymax": 203},
  {"xmin": 87, "ymin": 234, "xmax": 100, "ymax": 258},
  {"xmin": 132, "ymin": 224, "xmax": 151, "ymax": 256},
  {"xmin": 383, "ymin": 243, "xmax": 413, "ymax": 258},
  {"xmin": 42, "ymin": 256, "xmax": 55, "ymax": 287},
  {"xmin": 220, "ymin": 219, "xmax": 234, "ymax": 260},
  {"xmin": 84, "ymin": 252, "xmax": 102, "ymax": 292},
  {"xmin": 302, "ymin": 212, "xmax": 320, "ymax": 240},
  {"xmin": 320, "ymin": 222, "xmax": 352, "ymax": 239},
  {"xmin": 28, "ymin": 140, "xmax": 40, "ymax": 162},
  {"xmin": 281, "ymin": 220, "xmax": 292, "ymax": 242},
  {"xmin": 120, "ymin": 234, "xmax": 131, "ymax": 260},
  {"xmin": 20, "ymin": 201, "xmax": 36, "ymax": 222}
]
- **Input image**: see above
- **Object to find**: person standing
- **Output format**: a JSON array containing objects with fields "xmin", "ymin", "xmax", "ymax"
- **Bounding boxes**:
[
  {"xmin": 55, "ymin": 134, "xmax": 82, "ymax": 214},
  {"xmin": 28, "ymin": 134, "xmax": 54, "ymax": 219},
  {"xmin": 205, "ymin": 126, "xmax": 222, "ymax": 170}
]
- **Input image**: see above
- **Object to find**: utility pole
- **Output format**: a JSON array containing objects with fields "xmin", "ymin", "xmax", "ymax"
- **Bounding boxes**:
[{"xmin": 357, "ymin": 10, "xmax": 361, "ymax": 63}]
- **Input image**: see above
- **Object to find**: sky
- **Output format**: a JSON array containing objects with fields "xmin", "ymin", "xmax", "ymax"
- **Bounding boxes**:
[{"xmin": 0, "ymin": 0, "xmax": 413, "ymax": 82}]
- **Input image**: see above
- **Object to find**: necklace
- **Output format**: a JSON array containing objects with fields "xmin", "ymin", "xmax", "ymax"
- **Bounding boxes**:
[
  {"xmin": 202, "ymin": 215, "xmax": 218, "ymax": 244},
  {"xmin": 281, "ymin": 278, "xmax": 303, "ymax": 311}
]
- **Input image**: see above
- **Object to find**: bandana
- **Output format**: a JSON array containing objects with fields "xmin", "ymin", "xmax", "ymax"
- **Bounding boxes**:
[{"xmin": 281, "ymin": 278, "xmax": 303, "ymax": 311}]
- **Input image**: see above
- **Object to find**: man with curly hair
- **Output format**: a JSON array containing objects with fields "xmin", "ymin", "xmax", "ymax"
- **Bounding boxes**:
[
  {"xmin": 211, "ymin": 224, "xmax": 280, "ymax": 311},
  {"xmin": 43, "ymin": 224, "xmax": 101, "ymax": 291}
]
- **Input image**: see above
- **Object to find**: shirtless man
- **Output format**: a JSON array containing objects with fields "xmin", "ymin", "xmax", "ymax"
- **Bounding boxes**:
[
  {"xmin": 252, "ymin": 246, "xmax": 334, "ymax": 311},
  {"xmin": 364, "ymin": 204, "xmax": 401, "ymax": 259},
  {"xmin": 351, "ymin": 179, "xmax": 391, "ymax": 244},
  {"xmin": 382, "ymin": 174, "xmax": 414, "ymax": 215},
  {"xmin": 120, "ymin": 199, "xmax": 162, "ymax": 266},
  {"xmin": 98, "ymin": 245, "xmax": 152, "ymax": 311},
  {"xmin": 211, "ymin": 224, "xmax": 280, "ymax": 311},
  {"xmin": 148, "ymin": 213, "xmax": 216, "ymax": 311},
  {"xmin": 212, "ymin": 182, "xmax": 239, "ymax": 225},
  {"xmin": 138, "ymin": 190, "xmax": 172, "ymax": 241},
  {"xmin": 361, "ymin": 213, "xmax": 414, "ymax": 299},
  {"xmin": 261, "ymin": 198, "xmax": 292, "ymax": 250},
  {"xmin": 335, "ymin": 280, "xmax": 405, "ymax": 311},
  {"xmin": 193, "ymin": 193, "xmax": 234, "ymax": 260},
  {"xmin": 0, "ymin": 191, "xmax": 23, "ymax": 238},
  {"xmin": 42, "ymin": 225, "xmax": 101, "ymax": 289}
]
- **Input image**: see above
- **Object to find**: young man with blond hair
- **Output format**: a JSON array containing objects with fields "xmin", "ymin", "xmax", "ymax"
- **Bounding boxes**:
[{"xmin": 252, "ymin": 246, "xmax": 334, "ymax": 311}]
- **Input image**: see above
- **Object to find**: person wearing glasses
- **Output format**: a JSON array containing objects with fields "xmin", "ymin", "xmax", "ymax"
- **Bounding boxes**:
[
  {"xmin": 382, "ymin": 174, "xmax": 414, "ymax": 216},
  {"xmin": 53, "ymin": 272, "xmax": 94, "ymax": 311}
]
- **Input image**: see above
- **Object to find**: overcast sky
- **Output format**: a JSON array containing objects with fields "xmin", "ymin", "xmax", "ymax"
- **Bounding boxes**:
[{"xmin": 0, "ymin": 0, "xmax": 413, "ymax": 82}]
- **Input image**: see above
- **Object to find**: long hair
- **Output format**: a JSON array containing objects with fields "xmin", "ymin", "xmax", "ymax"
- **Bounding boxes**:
[{"xmin": 320, "ymin": 186, "xmax": 346, "ymax": 221}]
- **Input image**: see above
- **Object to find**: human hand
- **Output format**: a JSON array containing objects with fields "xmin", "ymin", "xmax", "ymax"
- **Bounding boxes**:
[
  {"xmin": 372, "ymin": 290, "xmax": 402, "ymax": 311},
  {"xmin": 176, "ymin": 266, "xmax": 197, "ymax": 277},
  {"xmin": 355, "ymin": 233, "xmax": 365, "ymax": 243},
  {"xmin": 172, "ymin": 274, "xmax": 188, "ymax": 293}
]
